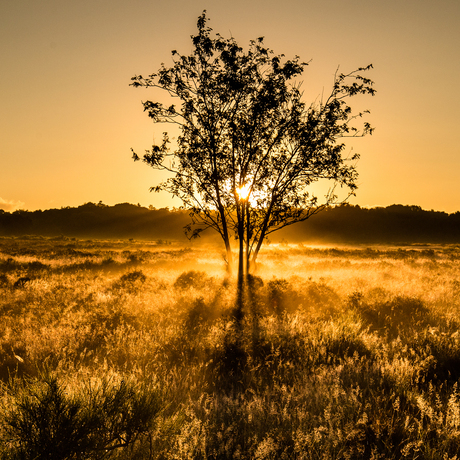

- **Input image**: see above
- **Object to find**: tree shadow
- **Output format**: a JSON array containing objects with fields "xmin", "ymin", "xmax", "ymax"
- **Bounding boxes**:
[{"xmin": 208, "ymin": 275, "xmax": 265, "ymax": 393}]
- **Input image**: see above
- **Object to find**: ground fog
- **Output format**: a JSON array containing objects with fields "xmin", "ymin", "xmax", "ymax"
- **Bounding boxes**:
[{"xmin": 1, "ymin": 237, "xmax": 460, "ymax": 459}]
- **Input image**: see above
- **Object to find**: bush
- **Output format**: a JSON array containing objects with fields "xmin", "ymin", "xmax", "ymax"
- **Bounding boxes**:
[
  {"xmin": 113, "ymin": 270, "xmax": 147, "ymax": 292},
  {"xmin": 351, "ymin": 294, "xmax": 430, "ymax": 339},
  {"xmin": 0, "ymin": 375, "xmax": 163, "ymax": 460},
  {"xmin": 0, "ymin": 274, "xmax": 9, "ymax": 288},
  {"xmin": 12, "ymin": 277, "xmax": 32, "ymax": 290},
  {"xmin": 174, "ymin": 270, "xmax": 207, "ymax": 290}
]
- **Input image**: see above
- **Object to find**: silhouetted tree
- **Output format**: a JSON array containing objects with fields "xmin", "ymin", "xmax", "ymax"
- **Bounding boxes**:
[{"xmin": 131, "ymin": 12, "xmax": 375, "ymax": 278}]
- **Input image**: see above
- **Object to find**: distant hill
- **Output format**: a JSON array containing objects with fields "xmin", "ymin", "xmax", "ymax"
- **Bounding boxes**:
[
  {"xmin": 281, "ymin": 204, "xmax": 460, "ymax": 244},
  {"xmin": 1, "ymin": 202, "xmax": 460, "ymax": 244},
  {"xmin": 0, "ymin": 203, "xmax": 192, "ymax": 241}
]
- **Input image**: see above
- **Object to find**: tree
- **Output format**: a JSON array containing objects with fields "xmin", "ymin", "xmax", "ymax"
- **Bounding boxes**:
[{"xmin": 131, "ymin": 12, "xmax": 375, "ymax": 279}]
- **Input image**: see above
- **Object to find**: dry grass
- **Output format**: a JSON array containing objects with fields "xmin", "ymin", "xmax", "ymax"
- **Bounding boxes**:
[{"xmin": 1, "ymin": 237, "xmax": 460, "ymax": 459}]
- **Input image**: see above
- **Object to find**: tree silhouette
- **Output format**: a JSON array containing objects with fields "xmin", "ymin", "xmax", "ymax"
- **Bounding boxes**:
[{"xmin": 131, "ymin": 12, "xmax": 375, "ymax": 278}]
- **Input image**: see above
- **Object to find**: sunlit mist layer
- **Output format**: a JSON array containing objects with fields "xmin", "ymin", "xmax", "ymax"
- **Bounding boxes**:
[{"xmin": 1, "ymin": 237, "xmax": 460, "ymax": 458}]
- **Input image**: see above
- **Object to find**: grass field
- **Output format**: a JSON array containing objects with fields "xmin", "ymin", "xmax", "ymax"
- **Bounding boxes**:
[{"xmin": 1, "ymin": 236, "xmax": 460, "ymax": 459}]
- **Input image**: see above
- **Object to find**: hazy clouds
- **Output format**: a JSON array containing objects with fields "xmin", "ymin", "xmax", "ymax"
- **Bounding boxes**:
[{"xmin": 0, "ymin": 198, "xmax": 25, "ymax": 212}]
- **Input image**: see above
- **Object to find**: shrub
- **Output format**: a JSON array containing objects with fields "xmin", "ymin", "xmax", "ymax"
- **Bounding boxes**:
[
  {"xmin": 174, "ymin": 270, "xmax": 207, "ymax": 290},
  {"xmin": 119, "ymin": 270, "xmax": 147, "ymax": 285},
  {"xmin": 184, "ymin": 297, "xmax": 215, "ymax": 334},
  {"xmin": 266, "ymin": 279, "xmax": 294, "ymax": 315},
  {"xmin": 27, "ymin": 261, "xmax": 49, "ymax": 273},
  {"xmin": 352, "ymin": 294, "xmax": 430, "ymax": 339},
  {"xmin": 303, "ymin": 281, "xmax": 341, "ymax": 314},
  {"xmin": 113, "ymin": 270, "xmax": 147, "ymax": 292},
  {"xmin": 0, "ymin": 258, "xmax": 20, "ymax": 274},
  {"xmin": 0, "ymin": 274, "xmax": 9, "ymax": 288},
  {"xmin": 0, "ymin": 346, "xmax": 36, "ymax": 383},
  {"xmin": 0, "ymin": 375, "xmax": 163, "ymax": 460},
  {"xmin": 13, "ymin": 277, "xmax": 32, "ymax": 290},
  {"xmin": 411, "ymin": 331, "xmax": 460, "ymax": 388}
]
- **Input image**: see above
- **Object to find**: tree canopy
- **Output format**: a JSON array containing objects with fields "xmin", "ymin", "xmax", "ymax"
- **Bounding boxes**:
[{"xmin": 131, "ymin": 12, "xmax": 375, "ymax": 276}]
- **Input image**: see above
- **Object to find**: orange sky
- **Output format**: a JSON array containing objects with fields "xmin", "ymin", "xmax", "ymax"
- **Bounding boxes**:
[{"xmin": 1, "ymin": 0, "xmax": 459, "ymax": 213}]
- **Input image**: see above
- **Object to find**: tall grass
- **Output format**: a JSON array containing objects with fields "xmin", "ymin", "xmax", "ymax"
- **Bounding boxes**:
[{"xmin": 1, "ymin": 238, "xmax": 460, "ymax": 458}]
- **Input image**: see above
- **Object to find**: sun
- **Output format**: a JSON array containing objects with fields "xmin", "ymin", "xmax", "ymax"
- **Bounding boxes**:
[{"xmin": 236, "ymin": 183, "xmax": 251, "ymax": 200}]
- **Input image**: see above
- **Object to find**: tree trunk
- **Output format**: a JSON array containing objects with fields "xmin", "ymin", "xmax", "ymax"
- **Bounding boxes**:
[
  {"xmin": 224, "ymin": 240, "xmax": 233, "ymax": 275},
  {"xmin": 251, "ymin": 195, "xmax": 276, "ymax": 268},
  {"xmin": 235, "ymin": 201, "xmax": 247, "ymax": 322},
  {"xmin": 245, "ymin": 200, "xmax": 251, "ymax": 274},
  {"xmin": 238, "ymin": 235, "xmax": 245, "ymax": 281},
  {"xmin": 235, "ymin": 227, "xmax": 245, "ymax": 324}
]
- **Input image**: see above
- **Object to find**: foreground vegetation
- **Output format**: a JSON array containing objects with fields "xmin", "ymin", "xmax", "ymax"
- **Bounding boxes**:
[{"xmin": 1, "ymin": 237, "xmax": 460, "ymax": 459}]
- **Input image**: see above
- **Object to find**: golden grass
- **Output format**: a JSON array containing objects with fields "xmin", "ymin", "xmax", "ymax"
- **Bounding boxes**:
[{"xmin": 1, "ymin": 238, "xmax": 460, "ymax": 458}]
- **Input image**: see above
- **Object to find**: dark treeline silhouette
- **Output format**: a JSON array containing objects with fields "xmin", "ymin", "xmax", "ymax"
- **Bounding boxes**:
[
  {"xmin": 282, "ymin": 204, "xmax": 460, "ymax": 244},
  {"xmin": 0, "ymin": 202, "xmax": 460, "ymax": 244},
  {"xmin": 0, "ymin": 203, "xmax": 191, "ymax": 241}
]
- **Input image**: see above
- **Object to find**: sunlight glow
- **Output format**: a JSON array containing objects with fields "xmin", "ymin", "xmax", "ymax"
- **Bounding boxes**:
[{"xmin": 237, "ymin": 183, "xmax": 251, "ymax": 200}]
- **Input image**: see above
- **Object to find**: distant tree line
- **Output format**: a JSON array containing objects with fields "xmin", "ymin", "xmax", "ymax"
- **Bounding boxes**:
[
  {"xmin": 282, "ymin": 204, "xmax": 460, "ymax": 244},
  {"xmin": 0, "ymin": 202, "xmax": 190, "ymax": 241},
  {"xmin": 0, "ymin": 202, "xmax": 459, "ymax": 244}
]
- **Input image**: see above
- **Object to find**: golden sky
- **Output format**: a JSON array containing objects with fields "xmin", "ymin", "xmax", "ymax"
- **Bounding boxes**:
[{"xmin": 1, "ymin": 0, "xmax": 459, "ymax": 212}]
